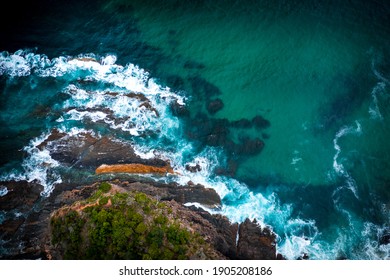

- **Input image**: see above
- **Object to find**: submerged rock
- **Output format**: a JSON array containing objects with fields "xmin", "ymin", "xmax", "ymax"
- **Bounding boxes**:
[
  {"xmin": 189, "ymin": 75, "xmax": 222, "ymax": 100},
  {"xmin": 252, "ymin": 115, "xmax": 271, "ymax": 130},
  {"xmin": 170, "ymin": 100, "xmax": 190, "ymax": 117},
  {"xmin": 230, "ymin": 118, "xmax": 252, "ymax": 128},
  {"xmin": 207, "ymin": 98, "xmax": 224, "ymax": 114},
  {"xmin": 236, "ymin": 137, "xmax": 264, "ymax": 156}
]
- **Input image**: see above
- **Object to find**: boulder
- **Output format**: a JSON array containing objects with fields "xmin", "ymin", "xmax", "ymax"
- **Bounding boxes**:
[{"xmin": 237, "ymin": 218, "xmax": 283, "ymax": 259}]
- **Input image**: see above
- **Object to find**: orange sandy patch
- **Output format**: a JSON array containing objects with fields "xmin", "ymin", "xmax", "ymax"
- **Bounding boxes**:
[{"xmin": 95, "ymin": 163, "xmax": 175, "ymax": 175}]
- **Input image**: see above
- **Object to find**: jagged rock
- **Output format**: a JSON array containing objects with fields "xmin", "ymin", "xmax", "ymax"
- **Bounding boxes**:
[
  {"xmin": 379, "ymin": 230, "xmax": 390, "ymax": 245},
  {"xmin": 0, "ymin": 179, "xmax": 282, "ymax": 260},
  {"xmin": 124, "ymin": 92, "xmax": 150, "ymax": 102},
  {"xmin": 0, "ymin": 218, "xmax": 25, "ymax": 240},
  {"xmin": 170, "ymin": 100, "xmax": 190, "ymax": 117},
  {"xmin": 237, "ymin": 218, "xmax": 283, "ymax": 260},
  {"xmin": 37, "ymin": 129, "xmax": 168, "ymax": 170},
  {"xmin": 0, "ymin": 180, "xmax": 50, "ymax": 260},
  {"xmin": 120, "ymin": 181, "xmax": 221, "ymax": 209},
  {"xmin": 0, "ymin": 180, "xmax": 43, "ymax": 211},
  {"xmin": 190, "ymin": 208, "xmax": 239, "ymax": 259},
  {"xmin": 185, "ymin": 163, "xmax": 202, "ymax": 173}
]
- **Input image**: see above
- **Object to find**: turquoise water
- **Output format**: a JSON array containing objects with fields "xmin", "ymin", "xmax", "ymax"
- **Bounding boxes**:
[
  {"xmin": 128, "ymin": 0, "xmax": 389, "ymax": 185},
  {"xmin": 1, "ymin": 0, "xmax": 390, "ymax": 259}
]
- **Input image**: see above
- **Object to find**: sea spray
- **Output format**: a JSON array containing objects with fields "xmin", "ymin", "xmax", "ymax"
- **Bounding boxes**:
[{"xmin": 331, "ymin": 120, "xmax": 362, "ymax": 199}]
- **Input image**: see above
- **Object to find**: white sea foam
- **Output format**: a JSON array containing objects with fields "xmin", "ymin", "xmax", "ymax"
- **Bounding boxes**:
[
  {"xmin": 0, "ymin": 51, "xmax": 31, "ymax": 76},
  {"xmin": 0, "ymin": 131, "xmax": 62, "ymax": 197},
  {"xmin": 332, "ymin": 121, "xmax": 362, "ymax": 199},
  {"xmin": 183, "ymin": 202, "xmax": 214, "ymax": 212},
  {"xmin": 360, "ymin": 221, "xmax": 390, "ymax": 259},
  {"xmin": 60, "ymin": 79, "xmax": 181, "ymax": 138},
  {"xmin": 369, "ymin": 82, "xmax": 386, "ymax": 120},
  {"xmin": 101, "ymin": 54, "xmax": 117, "ymax": 65},
  {"xmin": 371, "ymin": 57, "xmax": 390, "ymax": 85},
  {"xmin": 0, "ymin": 186, "xmax": 8, "ymax": 197},
  {"xmin": 65, "ymin": 109, "xmax": 108, "ymax": 122},
  {"xmin": 0, "ymin": 50, "xmax": 185, "ymax": 106}
]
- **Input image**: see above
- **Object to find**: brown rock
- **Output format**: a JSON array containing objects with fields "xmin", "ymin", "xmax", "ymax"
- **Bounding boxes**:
[
  {"xmin": 237, "ymin": 218, "xmax": 280, "ymax": 259},
  {"xmin": 38, "ymin": 129, "xmax": 168, "ymax": 170},
  {"xmin": 0, "ymin": 180, "xmax": 43, "ymax": 211},
  {"xmin": 120, "ymin": 181, "xmax": 222, "ymax": 209}
]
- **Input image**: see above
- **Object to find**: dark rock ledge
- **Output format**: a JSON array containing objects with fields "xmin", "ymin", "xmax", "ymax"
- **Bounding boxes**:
[
  {"xmin": 0, "ymin": 128, "xmax": 284, "ymax": 260},
  {"xmin": 0, "ymin": 178, "xmax": 284, "ymax": 260}
]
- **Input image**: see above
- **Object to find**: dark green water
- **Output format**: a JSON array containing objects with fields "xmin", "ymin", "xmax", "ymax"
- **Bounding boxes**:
[{"xmin": 1, "ymin": 0, "xmax": 390, "ymax": 259}]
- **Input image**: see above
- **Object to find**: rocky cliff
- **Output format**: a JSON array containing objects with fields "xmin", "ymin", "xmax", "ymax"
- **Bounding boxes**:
[{"xmin": 0, "ymin": 178, "xmax": 283, "ymax": 260}]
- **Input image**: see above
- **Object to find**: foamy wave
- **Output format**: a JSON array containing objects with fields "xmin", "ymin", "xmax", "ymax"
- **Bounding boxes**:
[
  {"xmin": 332, "ymin": 121, "xmax": 362, "ymax": 199},
  {"xmin": 66, "ymin": 109, "xmax": 108, "ymax": 122},
  {"xmin": 369, "ymin": 82, "xmax": 386, "ymax": 120},
  {"xmin": 0, "ymin": 186, "xmax": 8, "ymax": 197},
  {"xmin": 60, "ymin": 81, "xmax": 181, "ymax": 137},
  {"xmin": 0, "ymin": 50, "xmax": 33, "ymax": 76},
  {"xmin": 371, "ymin": 56, "xmax": 390, "ymax": 85},
  {"xmin": 0, "ymin": 131, "xmax": 62, "ymax": 197},
  {"xmin": 133, "ymin": 135, "xmax": 338, "ymax": 259},
  {"xmin": 361, "ymin": 221, "xmax": 390, "ymax": 259},
  {"xmin": 1, "ymin": 50, "xmax": 188, "ymax": 197},
  {"xmin": 0, "ymin": 49, "xmax": 185, "ymax": 104}
]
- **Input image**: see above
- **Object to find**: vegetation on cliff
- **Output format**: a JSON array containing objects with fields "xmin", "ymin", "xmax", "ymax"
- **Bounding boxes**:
[{"xmin": 49, "ymin": 182, "xmax": 214, "ymax": 260}]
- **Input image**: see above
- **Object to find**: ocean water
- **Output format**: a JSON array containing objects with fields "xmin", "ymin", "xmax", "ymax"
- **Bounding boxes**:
[{"xmin": 1, "ymin": 0, "xmax": 390, "ymax": 259}]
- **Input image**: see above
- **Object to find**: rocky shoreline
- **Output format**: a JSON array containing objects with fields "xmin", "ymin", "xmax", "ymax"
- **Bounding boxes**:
[
  {"xmin": 0, "ymin": 127, "xmax": 284, "ymax": 260},
  {"xmin": 0, "ymin": 177, "xmax": 284, "ymax": 260}
]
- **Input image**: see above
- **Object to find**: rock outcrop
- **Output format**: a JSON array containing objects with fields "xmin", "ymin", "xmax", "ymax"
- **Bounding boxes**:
[
  {"xmin": 37, "ymin": 129, "xmax": 169, "ymax": 171},
  {"xmin": 0, "ymin": 178, "xmax": 283, "ymax": 260},
  {"xmin": 0, "ymin": 127, "xmax": 283, "ymax": 260}
]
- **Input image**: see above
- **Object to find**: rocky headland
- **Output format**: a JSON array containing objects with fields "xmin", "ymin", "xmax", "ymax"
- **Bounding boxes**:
[
  {"xmin": 0, "ymin": 177, "xmax": 284, "ymax": 260},
  {"xmin": 0, "ymin": 127, "xmax": 284, "ymax": 260}
]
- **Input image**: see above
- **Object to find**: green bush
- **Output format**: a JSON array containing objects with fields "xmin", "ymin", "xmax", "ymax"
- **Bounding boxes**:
[
  {"xmin": 50, "ymin": 190, "xmax": 208, "ymax": 260},
  {"xmin": 99, "ymin": 196, "xmax": 109, "ymax": 205},
  {"xmin": 98, "ymin": 182, "xmax": 112, "ymax": 193}
]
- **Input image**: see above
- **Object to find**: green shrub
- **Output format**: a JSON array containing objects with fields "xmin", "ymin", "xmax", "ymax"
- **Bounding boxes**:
[
  {"xmin": 99, "ymin": 196, "xmax": 109, "ymax": 205},
  {"xmin": 50, "ymin": 190, "xmax": 208, "ymax": 260},
  {"xmin": 98, "ymin": 182, "xmax": 112, "ymax": 193}
]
